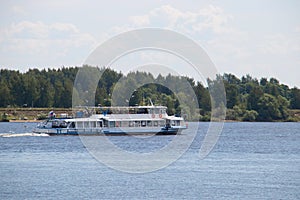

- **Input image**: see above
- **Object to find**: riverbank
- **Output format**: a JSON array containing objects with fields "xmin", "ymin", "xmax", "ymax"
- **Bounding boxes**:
[
  {"xmin": 8, "ymin": 119, "xmax": 42, "ymax": 123},
  {"xmin": 0, "ymin": 108, "xmax": 73, "ymax": 122},
  {"xmin": 0, "ymin": 107, "xmax": 299, "ymax": 122}
]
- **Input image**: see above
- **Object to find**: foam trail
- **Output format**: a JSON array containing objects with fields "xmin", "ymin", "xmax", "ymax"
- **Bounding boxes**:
[{"xmin": 0, "ymin": 133, "xmax": 49, "ymax": 137}]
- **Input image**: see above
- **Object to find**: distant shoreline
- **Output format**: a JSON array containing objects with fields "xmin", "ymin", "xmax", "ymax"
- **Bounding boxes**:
[
  {"xmin": 8, "ymin": 119, "xmax": 42, "ymax": 123},
  {"xmin": 0, "ymin": 107, "xmax": 299, "ymax": 122},
  {"xmin": 0, "ymin": 107, "xmax": 73, "ymax": 122},
  {"xmin": 2, "ymin": 119, "xmax": 299, "ymax": 123}
]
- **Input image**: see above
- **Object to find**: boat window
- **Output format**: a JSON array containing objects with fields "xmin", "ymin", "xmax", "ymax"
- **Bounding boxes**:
[
  {"xmin": 147, "ymin": 121, "xmax": 152, "ymax": 127},
  {"xmin": 141, "ymin": 121, "xmax": 146, "ymax": 127},
  {"xmin": 70, "ymin": 122, "xmax": 75, "ymax": 128},
  {"xmin": 135, "ymin": 121, "xmax": 140, "ymax": 127},
  {"xmin": 150, "ymin": 108, "xmax": 156, "ymax": 115},
  {"xmin": 137, "ymin": 108, "xmax": 148, "ymax": 114},
  {"xmin": 84, "ymin": 121, "xmax": 89, "ymax": 128},
  {"xmin": 109, "ymin": 121, "xmax": 115, "ymax": 127},
  {"xmin": 77, "ymin": 122, "xmax": 83, "ymax": 128},
  {"xmin": 149, "ymin": 109, "xmax": 153, "ymax": 115},
  {"xmin": 154, "ymin": 121, "xmax": 158, "ymax": 127},
  {"xmin": 129, "ymin": 121, "xmax": 134, "ymax": 127},
  {"xmin": 103, "ymin": 120, "xmax": 108, "ymax": 127},
  {"xmin": 92, "ymin": 121, "xmax": 97, "ymax": 128},
  {"xmin": 159, "ymin": 120, "xmax": 165, "ymax": 127},
  {"xmin": 60, "ymin": 121, "xmax": 68, "ymax": 128},
  {"xmin": 98, "ymin": 121, "xmax": 103, "ymax": 127},
  {"xmin": 52, "ymin": 120, "xmax": 59, "ymax": 128},
  {"xmin": 122, "ymin": 121, "xmax": 129, "ymax": 127}
]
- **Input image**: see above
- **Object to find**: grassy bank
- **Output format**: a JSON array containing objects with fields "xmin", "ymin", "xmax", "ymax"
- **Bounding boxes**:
[{"xmin": 0, "ymin": 108, "xmax": 73, "ymax": 122}]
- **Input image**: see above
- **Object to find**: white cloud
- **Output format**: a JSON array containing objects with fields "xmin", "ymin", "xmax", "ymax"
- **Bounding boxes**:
[
  {"xmin": 112, "ymin": 4, "xmax": 247, "ymax": 68},
  {"xmin": 2, "ymin": 2, "xmax": 298, "ymax": 86},
  {"xmin": 116, "ymin": 4, "xmax": 243, "ymax": 59},
  {"xmin": 0, "ymin": 21, "xmax": 96, "ymax": 57},
  {"xmin": 50, "ymin": 22, "xmax": 79, "ymax": 33},
  {"xmin": 127, "ymin": 4, "xmax": 234, "ymax": 35},
  {"xmin": 130, "ymin": 15, "xmax": 150, "ymax": 26},
  {"xmin": 11, "ymin": 5, "xmax": 28, "ymax": 16},
  {"xmin": 114, "ymin": 4, "xmax": 243, "ymax": 62},
  {"xmin": 258, "ymin": 34, "xmax": 298, "ymax": 55},
  {"xmin": 9, "ymin": 21, "xmax": 49, "ymax": 38},
  {"xmin": 109, "ymin": 4, "xmax": 300, "ymax": 87}
]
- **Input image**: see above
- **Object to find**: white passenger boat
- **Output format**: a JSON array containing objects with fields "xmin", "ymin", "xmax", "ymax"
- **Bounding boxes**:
[{"xmin": 33, "ymin": 105, "xmax": 187, "ymax": 135}]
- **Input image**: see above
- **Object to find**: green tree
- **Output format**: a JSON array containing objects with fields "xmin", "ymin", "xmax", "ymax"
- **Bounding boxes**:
[
  {"xmin": 0, "ymin": 80, "xmax": 12, "ymax": 107},
  {"xmin": 247, "ymin": 85, "xmax": 263, "ymax": 110},
  {"xmin": 225, "ymin": 83, "xmax": 239, "ymax": 109},
  {"xmin": 290, "ymin": 87, "xmax": 300, "ymax": 109},
  {"xmin": 257, "ymin": 94, "xmax": 281, "ymax": 121},
  {"xmin": 277, "ymin": 95, "xmax": 289, "ymax": 120},
  {"xmin": 37, "ymin": 78, "xmax": 55, "ymax": 107},
  {"xmin": 242, "ymin": 110, "xmax": 258, "ymax": 121},
  {"xmin": 194, "ymin": 82, "xmax": 211, "ymax": 112}
]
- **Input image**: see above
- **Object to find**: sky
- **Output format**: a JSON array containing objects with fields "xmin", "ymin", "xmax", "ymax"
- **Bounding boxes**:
[{"xmin": 0, "ymin": 0, "xmax": 299, "ymax": 87}]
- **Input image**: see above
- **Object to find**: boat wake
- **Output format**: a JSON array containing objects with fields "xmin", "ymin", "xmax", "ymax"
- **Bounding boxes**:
[{"xmin": 0, "ymin": 133, "xmax": 49, "ymax": 138}]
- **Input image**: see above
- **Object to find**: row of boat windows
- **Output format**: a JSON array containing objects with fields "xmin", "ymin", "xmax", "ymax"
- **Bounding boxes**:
[
  {"xmin": 73, "ymin": 120, "xmax": 181, "ymax": 128},
  {"xmin": 106, "ymin": 120, "xmax": 165, "ymax": 128},
  {"xmin": 93, "ymin": 108, "xmax": 167, "ymax": 115}
]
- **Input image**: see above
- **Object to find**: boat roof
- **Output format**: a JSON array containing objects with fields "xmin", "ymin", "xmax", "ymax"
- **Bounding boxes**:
[
  {"xmin": 66, "ymin": 115, "xmax": 165, "ymax": 122},
  {"xmin": 102, "ymin": 114, "xmax": 165, "ymax": 121},
  {"xmin": 134, "ymin": 105, "xmax": 167, "ymax": 109},
  {"xmin": 65, "ymin": 114, "xmax": 183, "ymax": 122},
  {"xmin": 76, "ymin": 105, "xmax": 167, "ymax": 109},
  {"xmin": 166, "ymin": 115, "xmax": 184, "ymax": 120},
  {"xmin": 65, "ymin": 118, "xmax": 101, "ymax": 122}
]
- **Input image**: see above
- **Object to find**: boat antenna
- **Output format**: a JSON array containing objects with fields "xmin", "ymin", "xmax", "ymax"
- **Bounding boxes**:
[
  {"xmin": 149, "ymin": 99, "xmax": 154, "ymax": 106},
  {"xmin": 84, "ymin": 106, "xmax": 93, "ymax": 117}
]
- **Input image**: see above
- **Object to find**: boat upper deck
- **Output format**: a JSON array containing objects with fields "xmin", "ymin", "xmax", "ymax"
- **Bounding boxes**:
[{"xmin": 76, "ymin": 105, "xmax": 168, "ymax": 117}]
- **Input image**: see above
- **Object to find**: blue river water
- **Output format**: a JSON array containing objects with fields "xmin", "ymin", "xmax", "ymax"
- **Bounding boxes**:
[{"xmin": 0, "ymin": 122, "xmax": 299, "ymax": 199}]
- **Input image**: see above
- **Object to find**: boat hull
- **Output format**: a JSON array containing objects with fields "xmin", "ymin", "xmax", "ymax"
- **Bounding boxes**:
[{"xmin": 33, "ymin": 127, "xmax": 185, "ymax": 136}]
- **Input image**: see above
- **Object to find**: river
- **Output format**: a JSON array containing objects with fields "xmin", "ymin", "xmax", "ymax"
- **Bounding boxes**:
[{"xmin": 0, "ymin": 122, "xmax": 299, "ymax": 199}]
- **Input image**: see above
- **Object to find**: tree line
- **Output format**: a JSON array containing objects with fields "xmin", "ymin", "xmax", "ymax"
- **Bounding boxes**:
[{"xmin": 0, "ymin": 66, "xmax": 299, "ymax": 121}]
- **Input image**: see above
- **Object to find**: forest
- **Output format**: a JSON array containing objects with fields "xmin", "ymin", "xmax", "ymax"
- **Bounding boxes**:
[{"xmin": 0, "ymin": 66, "xmax": 299, "ymax": 122}]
